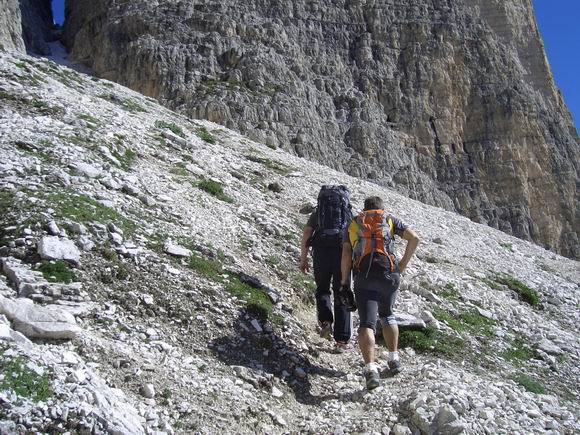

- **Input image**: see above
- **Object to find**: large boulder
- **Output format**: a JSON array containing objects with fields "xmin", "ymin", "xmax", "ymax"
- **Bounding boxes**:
[
  {"xmin": 38, "ymin": 236, "xmax": 81, "ymax": 264},
  {"xmin": 0, "ymin": 296, "xmax": 81, "ymax": 339}
]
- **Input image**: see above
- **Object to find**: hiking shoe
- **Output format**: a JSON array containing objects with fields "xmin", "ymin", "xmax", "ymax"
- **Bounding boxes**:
[
  {"xmin": 364, "ymin": 368, "xmax": 380, "ymax": 390},
  {"xmin": 319, "ymin": 322, "xmax": 332, "ymax": 340},
  {"xmin": 333, "ymin": 341, "xmax": 353, "ymax": 354},
  {"xmin": 385, "ymin": 359, "xmax": 404, "ymax": 376}
]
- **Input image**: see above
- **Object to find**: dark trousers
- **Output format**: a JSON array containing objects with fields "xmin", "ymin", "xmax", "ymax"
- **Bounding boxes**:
[{"xmin": 312, "ymin": 246, "xmax": 352, "ymax": 342}]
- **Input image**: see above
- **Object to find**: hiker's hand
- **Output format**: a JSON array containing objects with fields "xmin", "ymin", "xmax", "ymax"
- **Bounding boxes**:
[{"xmin": 299, "ymin": 257, "xmax": 310, "ymax": 273}]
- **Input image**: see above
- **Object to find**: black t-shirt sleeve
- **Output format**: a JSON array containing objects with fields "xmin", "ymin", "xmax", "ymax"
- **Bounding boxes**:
[
  {"xmin": 390, "ymin": 215, "xmax": 408, "ymax": 237},
  {"xmin": 306, "ymin": 211, "xmax": 317, "ymax": 229}
]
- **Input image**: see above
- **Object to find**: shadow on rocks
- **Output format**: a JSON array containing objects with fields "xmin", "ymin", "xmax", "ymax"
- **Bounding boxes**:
[{"xmin": 210, "ymin": 311, "xmax": 346, "ymax": 405}]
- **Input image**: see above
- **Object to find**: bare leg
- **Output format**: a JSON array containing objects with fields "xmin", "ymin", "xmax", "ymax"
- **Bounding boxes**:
[
  {"xmin": 358, "ymin": 327, "xmax": 376, "ymax": 364},
  {"xmin": 382, "ymin": 323, "xmax": 399, "ymax": 352}
]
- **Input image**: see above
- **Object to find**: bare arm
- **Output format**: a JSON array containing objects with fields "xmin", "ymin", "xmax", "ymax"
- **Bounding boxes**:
[
  {"xmin": 340, "ymin": 242, "xmax": 352, "ymax": 285},
  {"xmin": 398, "ymin": 228, "xmax": 420, "ymax": 274},
  {"xmin": 299, "ymin": 226, "xmax": 314, "ymax": 273}
]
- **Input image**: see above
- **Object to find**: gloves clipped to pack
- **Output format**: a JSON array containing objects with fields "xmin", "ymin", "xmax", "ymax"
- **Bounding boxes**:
[{"xmin": 338, "ymin": 283, "xmax": 357, "ymax": 312}]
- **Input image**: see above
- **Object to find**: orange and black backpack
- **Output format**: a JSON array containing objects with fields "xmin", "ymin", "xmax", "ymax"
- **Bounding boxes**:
[{"xmin": 348, "ymin": 209, "xmax": 396, "ymax": 277}]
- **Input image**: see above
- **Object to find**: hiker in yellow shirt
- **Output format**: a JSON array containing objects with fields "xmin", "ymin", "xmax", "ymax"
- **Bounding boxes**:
[{"xmin": 339, "ymin": 196, "xmax": 419, "ymax": 390}]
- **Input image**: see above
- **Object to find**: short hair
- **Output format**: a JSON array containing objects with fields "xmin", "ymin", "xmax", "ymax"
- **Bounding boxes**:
[{"xmin": 364, "ymin": 196, "xmax": 383, "ymax": 210}]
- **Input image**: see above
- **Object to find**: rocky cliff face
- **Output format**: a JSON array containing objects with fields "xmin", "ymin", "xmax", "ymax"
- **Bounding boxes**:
[
  {"xmin": 19, "ymin": 0, "xmax": 56, "ymax": 55},
  {"xmin": 0, "ymin": 0, "xmax": 25, "ymax": 52},
  {"xmin": 61, "ymin": 0, "xmax": 579, "ymax": 258},
  {"xmin": 0, "ymin": 0, "xmax": 55, "ymax": 54}
]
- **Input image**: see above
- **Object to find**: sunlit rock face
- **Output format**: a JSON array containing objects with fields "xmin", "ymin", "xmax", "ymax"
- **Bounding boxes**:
[{"xmin": 62, "ymin": 0, "xmax": 578, "ymax": 257}]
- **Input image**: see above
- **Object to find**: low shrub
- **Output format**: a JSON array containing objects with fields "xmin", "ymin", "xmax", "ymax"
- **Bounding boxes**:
[
  {"xmin": 514, "ymin": 373, "xmax": 546, "ymax": 394},
  {"xmin": 155, "ymin": 120, "xmax": 185, "ymax": 138},
  {"xmin": 37, "ymin": 260, "xmax": 76, "ymax": 283},
  {"xmin": 196, "ymin": 179, "xmax": 234, "ymax": 203}
]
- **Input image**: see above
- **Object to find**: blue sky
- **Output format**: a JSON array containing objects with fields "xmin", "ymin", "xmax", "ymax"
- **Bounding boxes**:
[
  {"xmin": 533, "ymin": 0, "xmax": 580, "ymax": 128},
  {"xmin": 51, "ymin": 0, "xmax": 578, "ymax": 129}
]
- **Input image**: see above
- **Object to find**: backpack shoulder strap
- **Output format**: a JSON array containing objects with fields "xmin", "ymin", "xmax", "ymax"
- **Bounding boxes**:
[{"xmin": 387, "ymin": 217, "xmax": 395, "ymax": 239}]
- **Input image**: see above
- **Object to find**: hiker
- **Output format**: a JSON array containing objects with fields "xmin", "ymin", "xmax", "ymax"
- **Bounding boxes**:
[
  {"xmin": 299, "ymin": 185, "xmax": 353, "ymax": 352},
  {"xmin": 340, "ymin": 196, "xmax": 419, "ymax": 390}
]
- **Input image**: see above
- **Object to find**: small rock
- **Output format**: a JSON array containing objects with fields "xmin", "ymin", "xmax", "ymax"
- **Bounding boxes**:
[
  {"xmin": 47, "ymin": 221, "xmax": 60, "ymax": 236},
  {"xmin": 139, "ymin": 384, "xmax": 155, "ymax": 399},
  {"xmin": 537, "ymin": 339, "xmax": 563, "ymax": 356},
  {"xmin": 163, "ymin": 241, "xmax": 192, "ymax": 258},
  {"xmin": 294, "ymin": 367, "xmax": 307, "ymax": 379},
  {"xmin": 250, "ymin": 319, "xmax": 263, "ymax": 332},
  {"xmin": 271, "ymin": 386, "xmax": 284, "ymax": 398},
  {"xmin": 109, "ymin": 232, "xmax": 123, "ymax": 245},
  {"xmin": 392, "ymin": 424, "xmax": 412, "ymax": 435},
  {"xmin": 476, "ymin": 307, "xmax": 494, "ymax": 319}
]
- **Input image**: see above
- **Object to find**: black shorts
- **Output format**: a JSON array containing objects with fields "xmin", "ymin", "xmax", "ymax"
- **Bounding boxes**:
[{"xmin": 354, "ymin": 273, "xmax": 400, "ymax": 331}]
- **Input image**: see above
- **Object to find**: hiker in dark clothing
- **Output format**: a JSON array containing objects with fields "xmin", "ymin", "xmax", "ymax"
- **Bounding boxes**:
[
  {"xmin": 340, "ymin": 196, "xmax": 419, "ymax": 390},
  {"xmin": 300, "ymin": 186, "xmax": 353, "ymax": 352}
]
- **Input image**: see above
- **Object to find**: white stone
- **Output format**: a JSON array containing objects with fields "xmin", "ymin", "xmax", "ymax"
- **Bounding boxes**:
[
  {"xmin": 74, "ymin": 162, "xmax": 102, "ymax": 178},
  {"xmin": 392, "ymin": 424, "xmax": 412, "ymax": 435},
  {"xmin": 0, "ymin": 296, "xmax": 81, "ymax": 339},
  {"xmin": 0, "ymin": 324, "xmax": 12, "ymax": 341},
  {"xmin": 47, "ymin": 221, "xmax": 60, "ymax": 235},
  {"xmin": 38, "ymin": 236, "xmax": 81, "ymax": 264},
  {"xmin": 250, "ymin": 319, "xmax": 263, "ymax": 332},
  {"xmin": 163, "ymin": 241, "xmax": 192, "ymax": 258},
  {"xmin": 61, "ymin": 351, "xmax": 80, "ymax": 365},
  {"xmin": 537, "ymin": 339, "xmax": 563, "ymax": 356},
  {"xmin": 271, "ymin": 386, "xmax": 284, "ymax": 398},
  {"xmin": 110, "ymin": 232, "xmax": 123, "ymax": 245}
]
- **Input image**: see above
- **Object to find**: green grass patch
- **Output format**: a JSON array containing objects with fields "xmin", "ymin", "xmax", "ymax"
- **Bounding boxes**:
[
  {"xmin": 37, "ymin": 260, "xmax": 77, "ymax": 283},
  {"xmin": 0, "ymin": 350, "xmax": 52, "ymax": 402},
  {"xmin": 99, "ymin": 93, "xmax": 147, "ymax": 113},
  {"xmin": 513, "ymin": 373, "xmax": 546, "ymax": 394},
  {"xmin": 439, "ymin": 282, "xmax": 459, "ymax": 301},
  {"xmin": 196, "ymin": 127, "xmax": 216, "ymax": 144},
  {"xmin": 245, "ymin": 154, "xmax": 292, "ymax": 175},
  {"xmin": 433, "ymin": 307, "xmax": 496, "ymax": 337},
  {"xmin": 502, "ymin": 338, "xmax": 539, "ymax": 362},
  {"xmin": 225, "ymin": 278, "xmax": 273, "ymax": 321},
  {"xmin": 399, "ymin": 327, "xmax": 465, "ymax": 357},
  {"xmin": 494, "ymin": 273, "xmax": 540, "ymax": 306},
  {"xmin": 170, "ymin": 162, "xmax": 189, "ymax": 176},
  {"xmin": 45, "ymin": 191, "xmax": 136, "ymax": 237},
  {"xmin": 112, "ymin": 148, "xmax": 137, "ymax": 171},
  {"xmin": 78, "ymin": 113, "xmax": 100, "ymax": 125},
  {"xmin": 120, "ymin": 98, "xmax": 147, "ymax": 113},
  {"xmin": 265, "ymin": 255, "xmax": 281, "ymax": 267},
  {"xmin": 0, "ymin": 90, "xmax": 63, "ymax": 115},
  {"xmin": 500, "ymin": 242, "xmax": 513, "ymax": 252},
  {"xmin": 187, "ymin": 254, "xmax": 276, "ymax": 322},
  {"xmin": 480, "ymin": 277, "xmax": 502, "ymax": 290},
  {"xmin": 188, "ymin": 254, "xmax": 224, "ymax": 281},
  {"xmin": 14, "ymin": 140, "xmax": 55, "ymax": 163},
  {"xmin": 155, "ymin": 120, "xmax": 185, "ymax": 138},
  {"xmin": 196, "ymin": 179, "xmax": 234, "ymax": 203}
]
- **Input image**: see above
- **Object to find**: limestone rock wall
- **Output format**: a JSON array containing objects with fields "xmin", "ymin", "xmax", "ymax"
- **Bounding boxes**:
[
  {"xmin": 62, "ymin": 0, "xmax": 579, "ymax": 258},
  {"xmin": 0, "ymin": 0, "xmax": 55, "ymax": 54},
  {"xmin": 0, "ymin": 0, "xmax": 25, "ymax": 52},
  {"xmin": 19, "ymin": 0, "xmax": 55, "ymax": 55}
]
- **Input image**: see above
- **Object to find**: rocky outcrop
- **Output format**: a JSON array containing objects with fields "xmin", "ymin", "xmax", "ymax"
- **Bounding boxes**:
[
  {"xmin": 62, "ymin": 0, "xmax": 579, "ymax": 258},
  {"xmin": 0, "ymin": 0, "xmax": 55, "ymax": 54},
  {"xmin": 19, "ymin": 0, "xmax": 56, "ymax": 55},
  {"xmin": 0, "ymin": 0, "xmax": 25, "ymax": 52}
]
